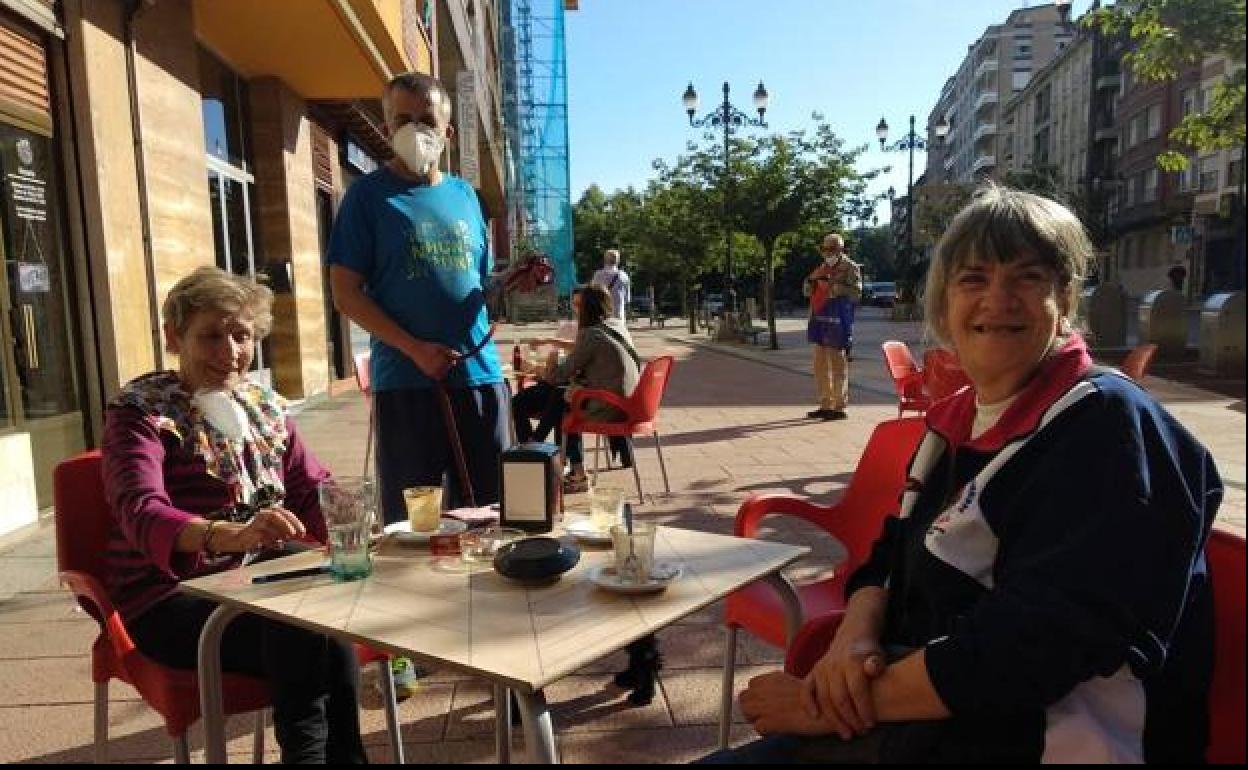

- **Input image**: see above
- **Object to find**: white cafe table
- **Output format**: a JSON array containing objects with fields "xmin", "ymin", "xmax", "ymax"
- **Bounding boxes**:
[{"xmin": 184, "ymin": 524, "xmax": 807, "ymax": 763}]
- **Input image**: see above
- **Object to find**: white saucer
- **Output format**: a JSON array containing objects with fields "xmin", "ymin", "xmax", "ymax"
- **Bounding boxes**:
[
  {"xmin": 589, "ymin": 563, "xmax": 682, "ymax": 595},
  {"xmin": 383, "ymin": 517, "xmax": 468, "ymax": 544},
  {"xmin": 565, "ymin": 518, "xmax": 613, "ymax": 545}
]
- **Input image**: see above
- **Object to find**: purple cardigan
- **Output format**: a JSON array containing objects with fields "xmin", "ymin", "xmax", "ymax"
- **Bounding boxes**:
[{"xmin": 101, "ymin": 403, "xmax": 330, "ymax": 621}]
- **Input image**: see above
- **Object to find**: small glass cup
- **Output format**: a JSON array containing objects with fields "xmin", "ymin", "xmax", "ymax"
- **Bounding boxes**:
[
  {"xmin": 319, "ymin": 478, "xmax": 375, "ymax": 581},
  {"xmin": 403, "ymin": 486, "xmax": 443, "ymax": 532},
  {"xmin": 460, "ymin": 527, "xmax": 525, "ymax": 567},
  {"xmin": 589, "ymin": 484, "xmax": 624, "ymax": 532},
  {"xmin": 610, "ymin": 522, "xmax": 656, "ymax": 585}
]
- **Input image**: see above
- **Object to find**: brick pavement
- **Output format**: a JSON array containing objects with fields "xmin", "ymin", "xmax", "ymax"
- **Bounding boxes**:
[{"xmin": 0, "ymin": 308, "xmax": 1241, "ymax": 762}]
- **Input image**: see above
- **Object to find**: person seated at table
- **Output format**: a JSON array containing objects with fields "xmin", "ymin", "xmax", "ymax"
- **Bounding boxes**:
[
  {"xmin": 703, "ymin": 186, "xmax": 1220, "ymax": 764},
  {"xmin": 101, "ymin": 266, "xmax": 368, "ymax": 764},
  {"xmin": 514, "ymin": 284, "xmax": 639, "ymax": 489}
]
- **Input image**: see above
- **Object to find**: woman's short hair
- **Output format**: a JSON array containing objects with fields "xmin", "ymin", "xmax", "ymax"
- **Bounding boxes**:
[
  {"xmin": 576, "ymin": 283, "xmax": 613, "ymax": 328},
  {"xmin": 923, "ymin": 185, "xmax": 1091, "ymax": 345},
  {"xmin": 162, "ymin": 266, "xmax": 274, "ymax": 338}
]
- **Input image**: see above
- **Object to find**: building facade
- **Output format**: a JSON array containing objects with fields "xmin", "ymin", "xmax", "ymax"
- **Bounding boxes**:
[
  {"xmin": 998, "ymin": 28, "xmax": 1093, "ymax": 191},
  {"xmin": 1107, "ymin": 59, "xmax": 1202, "ymax": 297},
  {"xmin": 926, "ymin": 3, "xmax": 1072, "ymax": 186},
  {"xmin": 0, "ymin": 0, "xmax": 435, "ymax": 535}
]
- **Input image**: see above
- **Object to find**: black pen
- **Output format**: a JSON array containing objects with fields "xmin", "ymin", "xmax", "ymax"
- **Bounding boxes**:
[{"xmin": 251, "ymin": 564, "xmax": 331, "ymax": 584}]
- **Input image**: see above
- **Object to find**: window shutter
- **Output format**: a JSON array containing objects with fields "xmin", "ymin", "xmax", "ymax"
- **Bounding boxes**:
[{"xmin": 0, "ymin": 18, "xmax": 50, "ymax": 133}]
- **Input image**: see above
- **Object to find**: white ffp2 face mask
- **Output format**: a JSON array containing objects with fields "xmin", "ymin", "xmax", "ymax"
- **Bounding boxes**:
[
  {"xmin": 193, "ymin": 388, "xmax": 250, "ymax": 442},
  {"xmin": 391, "ymin": 123, "xmax": 444, "ymax": 176}
]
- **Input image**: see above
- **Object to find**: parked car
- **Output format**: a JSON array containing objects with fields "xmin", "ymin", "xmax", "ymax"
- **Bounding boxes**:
[
  {"xmin": 629, "ymin": 295, "xmax": 653, "ymax": 316},
  {"xmin": 703, "ymin": 292, "xmax": 725, "ymax": 317},
  {"xmin": 864, "ymin": 281, "xmax": 897, "ymax": 308}
]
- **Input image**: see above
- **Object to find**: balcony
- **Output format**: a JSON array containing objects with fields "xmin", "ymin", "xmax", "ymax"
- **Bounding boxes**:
[
  {"xmin": 974, "ymin": 58, "xmax": 999, "ymax": 80},
  {"xmin": 972, "ymin": 153, "xmax": 997, "ymax": 174},
  {"xmin": 972, "ymin": 122, "xmax": 998, "ymax": 142},
  {"xmin": 974, "ymin": 91, "xmax": 999, "ymax": 112},
  {"xmin": 1094, "ymin": 126, "xmax": 1119, "ymax": 143}
]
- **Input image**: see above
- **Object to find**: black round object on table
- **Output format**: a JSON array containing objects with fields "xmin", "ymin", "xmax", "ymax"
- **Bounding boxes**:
[{"xmin": 493, "ymin": 536, "xmax": 580, "ymax": 584}]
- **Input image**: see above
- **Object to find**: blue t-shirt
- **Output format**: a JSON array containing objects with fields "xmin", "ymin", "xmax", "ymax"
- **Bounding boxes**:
[{"xmin": 327, "ymin": 169, "xmax": 502, "ymax": 391}]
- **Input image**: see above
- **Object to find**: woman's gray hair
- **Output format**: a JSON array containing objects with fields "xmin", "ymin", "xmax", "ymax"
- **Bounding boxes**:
[
  {"xmin": 923, "ymin": 184, "xmax": 1091, "ymax": 346},
  {"xmin": 161, "ymin": 266, "xmax": 274, "ymax": 338}
]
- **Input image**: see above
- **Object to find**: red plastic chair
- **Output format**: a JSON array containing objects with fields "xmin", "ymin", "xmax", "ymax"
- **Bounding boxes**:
[
  {"xmin": 560, "ymin": 355, "xmax": 675, "ymax": 501},
  {"xmin": 55, "ymin": 451, "xmax": 404, "ymax": 763},
  {"xmin": 922, "ymin": 348, "xmax": 972, "ymax": 401},
  {"xmin": 717, "ymin": 417, "xmax": 926, "ymax": 746},
  {"xmin": 354, "ymin": 351, "xmax": 374, "ymax": 477},
  {"xmin": 882, "ymin": 341, "xmax": 931, "ymax": 417},
  {"xmin": 1120, "ymin": 343, "xmax": 1158, "ymax": 382},
  {"xmin": 783, "ymin": 529, "xmax": 1246, "ymax": 765},
  {"xmin": 1207, "ymin": 528, "xmax": 1245, "ymax": 763}
]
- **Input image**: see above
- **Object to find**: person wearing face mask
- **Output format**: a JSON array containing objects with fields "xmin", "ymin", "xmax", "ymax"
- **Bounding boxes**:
[
  {"xmin": 803, "ymin": 233, "xmax": 862, "ymax": 420},
  {"xmin": 327, "ymin": 73, "xmax": 511, "ymax": 699},
  {"xmin": 101, "ymin": 267, "xmax": 368, "ymax": 763},
  {"xmin": 326, "ymin": 71, "xmax": 509, "ymax": 525}
]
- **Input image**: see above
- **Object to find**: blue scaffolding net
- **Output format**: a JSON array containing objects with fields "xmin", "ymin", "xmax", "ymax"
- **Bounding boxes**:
[{"xmin": 502, "ymin": 0, "xmax": 576, "ymax": 295}]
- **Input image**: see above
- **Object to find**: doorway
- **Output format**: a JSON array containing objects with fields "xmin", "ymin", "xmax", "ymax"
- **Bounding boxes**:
[{"xmin": 0, "ymin": 121, "xmax": 85, "ymax": 507}]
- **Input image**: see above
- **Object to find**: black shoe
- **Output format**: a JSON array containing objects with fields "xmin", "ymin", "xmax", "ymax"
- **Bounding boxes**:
[
  {"xmin": 614, "ymin": 637, "xmax": 661, "ymax": 706},
  {"xmin": 825, "ymin": 409, "xmax": 848, "ymax": 420},
  {"xmin": 806, "ymin": 408, "xmax": 831, "ymax": 419}
]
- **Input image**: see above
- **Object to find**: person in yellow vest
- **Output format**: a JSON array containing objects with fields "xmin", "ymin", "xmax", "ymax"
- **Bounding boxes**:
[{"xmin": 803, "ymin": 233, "xmax": 863, "ymax": 420}]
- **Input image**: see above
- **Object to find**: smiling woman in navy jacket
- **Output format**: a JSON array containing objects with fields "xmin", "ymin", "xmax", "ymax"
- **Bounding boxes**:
[{"xmin": 704, "ymin": 186, "xmax": 1221, "ymax": 764}]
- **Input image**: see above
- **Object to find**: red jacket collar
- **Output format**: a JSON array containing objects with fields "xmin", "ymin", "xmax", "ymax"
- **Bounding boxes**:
[{"xmin": 925, "ymin": 333, "xmax": 1093, "ymax": 451}]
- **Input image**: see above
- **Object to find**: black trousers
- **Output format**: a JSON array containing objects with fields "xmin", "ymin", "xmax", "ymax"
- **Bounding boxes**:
[
  {"xmin": 512, "ymin": 382, "xmax": 633, "ymax": 467},
  {"xmin": 129, "ymin": 570, "xmax": 368, "ymax": 764}
]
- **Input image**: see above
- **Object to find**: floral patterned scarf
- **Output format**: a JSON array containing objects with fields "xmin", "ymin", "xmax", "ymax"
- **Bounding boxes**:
[{"xmin": 112, "ymin": 371, "xmax": 289, "ymax": 513}]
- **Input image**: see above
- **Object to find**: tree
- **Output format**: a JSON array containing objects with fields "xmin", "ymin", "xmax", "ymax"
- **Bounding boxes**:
[
  {"xmin": 1085, "ymin": 0, "xmax": 1246, "ymax": 171},
  {"xmin": 673, "ymin": 120, "xmax": 878, "ymax": 348},
  {"xmin": 849, "ymin": 226, "xmax": 897, "ymax": 282}
]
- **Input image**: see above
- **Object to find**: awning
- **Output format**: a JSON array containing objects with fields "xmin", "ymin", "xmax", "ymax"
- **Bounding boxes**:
[{"xmin": 193, "ymin": 0, "xmax": 431, "ymax": 100}]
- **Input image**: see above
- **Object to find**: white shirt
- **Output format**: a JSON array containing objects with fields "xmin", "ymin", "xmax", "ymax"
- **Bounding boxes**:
[{"xmin": 591, "ymin": 266, "xmax": 630, "ymax": 320}]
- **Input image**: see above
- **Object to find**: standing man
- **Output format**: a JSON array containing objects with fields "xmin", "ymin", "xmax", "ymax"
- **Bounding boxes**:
[
  {"xmin": 327, "ymin": 72, "xmax": 508, "ymax": 524},
  {"xmin": 591, "ymin": 248, "xmax": 631, "ymax": 322},
  {"xmin": 803, "ymin": 233, "xmax": 862, "ymax": 420}
]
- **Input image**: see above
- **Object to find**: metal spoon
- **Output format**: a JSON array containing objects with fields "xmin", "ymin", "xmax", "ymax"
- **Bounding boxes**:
[{"xmin": 621, "ymin": 502, "xmax": 640, "ymax": 582}]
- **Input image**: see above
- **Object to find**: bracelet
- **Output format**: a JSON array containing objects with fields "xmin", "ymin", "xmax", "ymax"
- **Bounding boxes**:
[{"xmin": 201, "ymin": 519, "xmax": 221, "ymax": 556}]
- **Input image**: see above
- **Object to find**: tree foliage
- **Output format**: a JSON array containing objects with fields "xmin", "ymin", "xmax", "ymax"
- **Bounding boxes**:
[{"xmin": 1085, "ymin": 0, "xmax": 1246, "ymax": 170}]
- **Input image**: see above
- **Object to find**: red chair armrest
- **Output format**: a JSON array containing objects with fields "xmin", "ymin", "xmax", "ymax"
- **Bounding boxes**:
[
  {"xmin": 59, "ymin": 569, "xmax": 138, "ymax": 659},
  {"xmin": 566, "ymin": 387, "xmax": 633, "ymax": 419},
  {"xmin": 735, "ymin": 493, "xmax": 841, "ymax": 538},
  {"xmin": 784, "ymin": 613, "xmax": 846, "ymax": 677}
]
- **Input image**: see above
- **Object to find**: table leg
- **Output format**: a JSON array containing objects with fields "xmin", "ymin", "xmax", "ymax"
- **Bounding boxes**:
[
  {"xmin": 493, "ymin": 684, "xmax": 512, "ymax": 764},
  {"xmin": 514, "ymin": 688, "xmax": 558, "ymax": 763},
  {"xmin": 198, "ymin": 604, "xmax": 246, "ymax": 764},
  {"xmin": 762, "ymin": 572, "xmax": 803, "ymax": 643}
]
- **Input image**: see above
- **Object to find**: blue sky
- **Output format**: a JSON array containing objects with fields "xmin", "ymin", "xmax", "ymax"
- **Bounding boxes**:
[{"xmin": 565, "ymin": 0, "xmax": 1094, "ymax": 223}]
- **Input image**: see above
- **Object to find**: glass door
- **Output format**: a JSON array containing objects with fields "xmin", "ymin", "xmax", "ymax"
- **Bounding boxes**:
[{"xmin": 0, "ymin": 121, "xmax": 85, "ymax": 507}]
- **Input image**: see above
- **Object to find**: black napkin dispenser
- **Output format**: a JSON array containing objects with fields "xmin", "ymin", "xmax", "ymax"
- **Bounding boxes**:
[{"xmin": 499, "ymin": 442, "xmax": 561, "ymax": 533}]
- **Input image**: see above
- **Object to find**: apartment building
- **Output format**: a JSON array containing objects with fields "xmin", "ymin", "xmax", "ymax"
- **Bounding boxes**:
[
  {"xmin": 438, "ymin": 0, "xmax": 510, "ymax": 262},
  {"xmin": 926, "ymin": 3, "xmax": 1072, "ymax": 185},
  {"xmin": 1108, "ymin": 60, "xmax": 1203, "ymax": 297},
  {"xmin": 1185, "ymin": 54, "xmax": 1246, "ymax": 297},
  {"xmin": 0, "ymin": 0, "xmax": 432, "ymax": 535},
  {"xmin": 998, "ymin": 28, "xmax": 1093, "ymax": 191}
]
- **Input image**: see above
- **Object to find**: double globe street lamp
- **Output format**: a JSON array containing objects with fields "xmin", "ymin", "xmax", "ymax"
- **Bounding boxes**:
[
  {"xmin": 682, "ymin": 80, "xmax": 769, "ymax": 320},
  {"xmin": 876, "ymin": 114, "xmax": 948, "ymax": 303}
]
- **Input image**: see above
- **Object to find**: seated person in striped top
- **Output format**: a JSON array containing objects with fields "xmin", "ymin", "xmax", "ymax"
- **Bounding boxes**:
[{"xmin": 101, "ymin": 266, "xmax": 367, "ymax": 764}]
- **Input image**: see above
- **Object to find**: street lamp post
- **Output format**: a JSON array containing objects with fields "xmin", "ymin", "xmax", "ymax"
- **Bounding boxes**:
[
  {"xmin": 876, "ymin": 114, "xmax": 948, "ymax": 305},
  {"xmin": 683, "ymin": 81, "xmax": 769, "ymax": 321}
]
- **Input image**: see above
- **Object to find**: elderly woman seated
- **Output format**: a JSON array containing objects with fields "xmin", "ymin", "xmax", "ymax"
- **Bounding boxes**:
[
  {"xmin": 703, "ymin": 186, "xmax": 1221, "ymax": 764},
  {"xmin": 101, "ymin": 266, "xmax": 366, "ymax": 764}
]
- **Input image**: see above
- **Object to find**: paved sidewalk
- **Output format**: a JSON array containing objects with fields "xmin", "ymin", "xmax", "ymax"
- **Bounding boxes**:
[{"xmin": 0, "ymin": 309, "xmax": 1241, "ymax": 762}]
